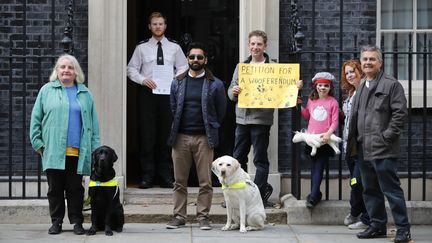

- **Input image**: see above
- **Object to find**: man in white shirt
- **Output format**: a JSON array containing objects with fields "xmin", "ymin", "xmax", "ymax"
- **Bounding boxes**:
[{"xmin": 127, "ymin": 12, "xmax": 188, "ymax": 189}]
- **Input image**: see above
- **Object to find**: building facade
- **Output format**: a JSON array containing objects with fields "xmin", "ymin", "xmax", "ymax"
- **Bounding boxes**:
[{"xmin": 1, "ymin": 0, "xmax": 431, "ymax": 201}]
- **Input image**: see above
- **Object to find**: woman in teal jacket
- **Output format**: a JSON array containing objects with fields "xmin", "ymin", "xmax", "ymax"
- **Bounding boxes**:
[{"xmin": 30, "ymin": 54, "xmax": 100, "ymax": 235}]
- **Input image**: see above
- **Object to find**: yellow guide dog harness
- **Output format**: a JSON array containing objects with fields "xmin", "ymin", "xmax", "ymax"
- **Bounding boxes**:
[
  {"xmin": 89, "ymin": 178, "xmax": 118, "ymax": 187},
  {"xmin": 221, "ymin": 180, "xmax": 247, "ymax": 190},
  {"xmin": 85, "ymin": 178, "xmax": 119, "ymax": 209}
]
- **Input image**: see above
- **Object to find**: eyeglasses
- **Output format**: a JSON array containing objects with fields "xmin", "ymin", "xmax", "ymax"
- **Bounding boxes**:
[{"xmin": 188, "ymin": 54, "xmax": 205, "ymax": 60}]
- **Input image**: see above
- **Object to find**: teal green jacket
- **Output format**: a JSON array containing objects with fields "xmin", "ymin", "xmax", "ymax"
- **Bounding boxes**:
[{"xmin": 30, "ymin": 80, "xmax": 100, "ymax": 175}]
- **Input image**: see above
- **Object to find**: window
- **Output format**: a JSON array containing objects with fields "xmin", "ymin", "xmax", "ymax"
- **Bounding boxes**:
[{"xmin": 378, "ymin": 0, "xmax": 432, "ymax": 107}]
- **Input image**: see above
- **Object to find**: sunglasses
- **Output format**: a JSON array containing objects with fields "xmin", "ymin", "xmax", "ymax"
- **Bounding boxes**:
[{"xmin": 188, "ymin": 54, "xmax": 205, "ymax": 60}]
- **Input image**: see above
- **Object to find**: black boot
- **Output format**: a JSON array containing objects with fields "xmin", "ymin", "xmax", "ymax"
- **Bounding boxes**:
[
  {"xmin": 356, "ymin": 226, "xmax": 387, "ymax": 239},
  {"xmin": 48, "ymin": 223, "xmax": 62, "ymax": 234},
  {"xmin": 73, "ymin": 223, "xmax": 85, "ymax": 235},
  {"xmin": 394, "ymin": 228, "xmax": 411, "ymax": 243},
  {"xmin": 261, "ymin": 183, "xmax": 274, "ymax": 208}
]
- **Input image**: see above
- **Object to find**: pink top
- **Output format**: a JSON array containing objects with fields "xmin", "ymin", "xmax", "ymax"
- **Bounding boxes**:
[{"xmin": 301, "ymin": 97, "xmax": 339, "ymax": 134}]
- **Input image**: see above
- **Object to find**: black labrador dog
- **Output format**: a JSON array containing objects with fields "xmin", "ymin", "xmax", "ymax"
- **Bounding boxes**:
[{"xmin": 87, "ymin": 145, "xmax": 124, "ymax": 236}]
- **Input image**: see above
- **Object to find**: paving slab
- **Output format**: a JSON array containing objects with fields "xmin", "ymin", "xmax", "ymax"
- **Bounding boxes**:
[{"xmin": 0, "ymin": 224, "xmax": 430, "ymax": 243}]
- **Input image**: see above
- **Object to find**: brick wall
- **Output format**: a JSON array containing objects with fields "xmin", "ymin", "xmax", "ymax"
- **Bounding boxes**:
[
  {"xmin": 0, "ymin": 0, "xmax": 88, "ymax": 176},
  {"xmin": 278, "ymin": 0, "xmax": 432, "ymax": 175}
]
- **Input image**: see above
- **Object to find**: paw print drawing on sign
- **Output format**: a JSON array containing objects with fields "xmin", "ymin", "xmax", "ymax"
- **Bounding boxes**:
[{"xmin": 257, "ymin": 84, "xmax": 265, "ymax": 93}]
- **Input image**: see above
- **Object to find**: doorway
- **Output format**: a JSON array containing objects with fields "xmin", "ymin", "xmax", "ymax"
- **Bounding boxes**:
[{"xmin": 126, "ymin": 0, "xmax": 239, "ymax": 186}]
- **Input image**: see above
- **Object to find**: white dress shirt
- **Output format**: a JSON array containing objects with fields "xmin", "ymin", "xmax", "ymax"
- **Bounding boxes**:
[{"xmin": 127, "ymin": 36, "xmax": 188, "ymax": 87}]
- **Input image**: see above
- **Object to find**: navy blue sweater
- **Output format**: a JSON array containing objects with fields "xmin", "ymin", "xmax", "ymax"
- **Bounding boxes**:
[{"xmin": 179, "ymin": 75, "xmax": 205, "ymax": 134}]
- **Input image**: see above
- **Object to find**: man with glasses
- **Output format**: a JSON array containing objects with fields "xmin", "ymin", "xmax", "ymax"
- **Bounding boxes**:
[
  {"xmin": 347, "ymin": 45, "xmax": 411, "ymax": 243},
  {"xmin": 166, "ymin": 42, "xmax": 226, "ymax": 230},
  {"xmin": 127, "ymin": 12, "xmax": 188, "ymax": 189}
]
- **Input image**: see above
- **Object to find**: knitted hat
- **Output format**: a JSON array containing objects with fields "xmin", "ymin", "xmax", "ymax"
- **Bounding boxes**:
[{"xmin": 312, "ymin": 72, "xmax": 335, "ymax": 84}]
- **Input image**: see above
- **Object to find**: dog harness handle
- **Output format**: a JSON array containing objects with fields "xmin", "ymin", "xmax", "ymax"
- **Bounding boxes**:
[
  {"xmin": 89, "ymin": 178, "xmax": 118, "ymax": 187},
  {"xmin": 221, "ymin": 180, "xmax": 247, "ymax": 190}
]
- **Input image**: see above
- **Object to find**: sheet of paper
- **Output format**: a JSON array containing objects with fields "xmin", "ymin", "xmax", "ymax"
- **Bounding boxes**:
[{"xmin": 152, "ymin": 65, "xmax": 174, "ymax": 95}]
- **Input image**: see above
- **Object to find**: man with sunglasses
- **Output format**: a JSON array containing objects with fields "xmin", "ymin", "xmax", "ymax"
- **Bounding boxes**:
[
  {"xmin": 127, "ymin": 12, "xmax": 188, "ymax": 189},
  {"xmin": 166, "ymin": 42, "xmax": 227, "ymax": 230}
]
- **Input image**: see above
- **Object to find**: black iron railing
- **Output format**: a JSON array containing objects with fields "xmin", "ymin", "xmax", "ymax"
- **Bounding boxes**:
[
  {"xmin": 283, "ymin": 0, "xmax": 431, "ymax": 202},
  {"xmin": 0, "ymin": 0, "xmax": 75, "ymax": 199},
  {"xmin": 285, "ymin": 33, "xmax": 431, "ymax": 201}
]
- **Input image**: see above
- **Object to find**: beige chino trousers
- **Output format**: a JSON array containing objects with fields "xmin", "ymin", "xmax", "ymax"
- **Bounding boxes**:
[{"xmin": 172, "ymin": 133, "xmax": 213, "ymax": 220}]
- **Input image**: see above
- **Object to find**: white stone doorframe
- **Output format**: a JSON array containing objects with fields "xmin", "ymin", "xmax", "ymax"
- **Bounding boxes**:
[
  {"xmin": 88, "ymin": 0, "xmax": 280, "ymax": 202},
  {"xmin": 88, "ymin": 0, "xmax": 128, "ymax": 201},
  {"xmin": 239, "ymin": 0, "xmax": 280, "ymax": 202}
]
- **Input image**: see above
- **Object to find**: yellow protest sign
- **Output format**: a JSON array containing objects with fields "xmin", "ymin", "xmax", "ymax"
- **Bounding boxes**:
[{"xmin": 238, "ymin": 63, "xmax": 300, "ymax": 108}]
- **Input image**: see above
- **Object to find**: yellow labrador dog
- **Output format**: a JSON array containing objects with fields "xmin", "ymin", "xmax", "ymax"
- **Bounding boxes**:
[{"xmin": 212, "ymin": 155, "xmax": 266, "ymax": 233}]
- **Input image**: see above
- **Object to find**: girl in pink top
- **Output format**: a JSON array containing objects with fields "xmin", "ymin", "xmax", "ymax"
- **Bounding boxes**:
[{"xmin": 300, "ymin": 72, "xmax": 339, "ymax": 208}]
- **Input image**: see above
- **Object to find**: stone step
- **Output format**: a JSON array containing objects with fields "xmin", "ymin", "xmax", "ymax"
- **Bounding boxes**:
[
  {"xmin": 115, "ymin": 204, "xmax": 287, "ymax": 224},
  {"xmin": 0, "ymin": 199, "xmax": 286, "ymax": 224},
  {"xmin": 3, "ymin": 198, "xmax": 431, "ymax": 225},
  {"xmin": 121, "ymin": 187, "xmax": 286, "ymax": 224},
  {"xmin": 123, "ymin": 187, "xmax": 225, "ymax": 205}
]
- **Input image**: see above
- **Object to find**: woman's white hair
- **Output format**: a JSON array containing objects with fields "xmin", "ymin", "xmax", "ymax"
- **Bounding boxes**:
[{"xmin": 49, "ymin": 54, "xmax": 85, "ymax": 83}]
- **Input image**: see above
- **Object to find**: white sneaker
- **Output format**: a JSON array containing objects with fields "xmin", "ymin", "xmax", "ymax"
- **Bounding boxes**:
[
  {"xmin": 344, "ymin": 213, "xmax": 358, "ymax": 226},
  {"xmin": 348, "ymin": 221, "xmax": 368, "ymax": 230}
]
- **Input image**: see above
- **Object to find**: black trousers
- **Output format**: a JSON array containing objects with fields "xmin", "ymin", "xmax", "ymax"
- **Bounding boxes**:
[
  {"xmin": 46, "ymin": 156, "xmax": 84, "ymax": 225},
  {"xmin": 138, "ymin": 87, "xmax": 174, "ymax": 184},
  {"xmin": 347, "ymin": 155, "xmax": 370, "ymax": 225},
  {"xmin": 233, "ymin": 124, "xmax": 270, "ymax": 198}
]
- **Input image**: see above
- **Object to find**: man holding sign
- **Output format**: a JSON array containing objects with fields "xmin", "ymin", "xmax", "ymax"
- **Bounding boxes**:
[{"xmin": 228, "ymin": 30, "xmax": 302, "ymax": 207}]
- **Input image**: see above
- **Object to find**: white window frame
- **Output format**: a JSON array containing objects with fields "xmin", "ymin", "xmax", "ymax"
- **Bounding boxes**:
[{"xmin": 377, "ymin": 0, "xmax": 432, "ymax": 108}]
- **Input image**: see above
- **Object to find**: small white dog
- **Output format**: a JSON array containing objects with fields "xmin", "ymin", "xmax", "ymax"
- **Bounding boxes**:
[
  {"xmin": 292, "ymin": 131, "xmax": 342, "ymax": 156},
  {"xmin": 212, "ymin": 156, "xmax": 266, "ymax": 233}
]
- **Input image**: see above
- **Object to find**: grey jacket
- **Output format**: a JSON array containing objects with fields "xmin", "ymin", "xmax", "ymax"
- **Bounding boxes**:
[
  {"xmin": 227, "ymin": 54, "xmax": 274, "ymax": 125},
  {"xmin": 347, "ymin": 70, "xmax": 407, "ymax": 160},
  {"xmin": 168, "ymin": 68, "xmax": 227, "ymax": 148}
]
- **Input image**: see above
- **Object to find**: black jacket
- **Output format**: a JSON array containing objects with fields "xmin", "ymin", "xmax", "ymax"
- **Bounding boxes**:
[
  {"xmin": 168, "ymin": 68, "xmax": 227, "ymax": 148},
  {"xmin": 347, "ymin": 70, "xmax": 407, "ymax": 160}
]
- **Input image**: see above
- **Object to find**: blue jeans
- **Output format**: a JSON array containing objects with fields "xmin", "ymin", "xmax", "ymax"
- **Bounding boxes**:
[
  {"xmin": 347, "ymin": 156, "xmax": 370, "ymax": 225},
  {"xmin": 233, "ymin": 124, "xmax": 270, "ymax": 196},
  {"xmin": 358, "ymin": 154, "xmax": 410, "ymax": 230}
]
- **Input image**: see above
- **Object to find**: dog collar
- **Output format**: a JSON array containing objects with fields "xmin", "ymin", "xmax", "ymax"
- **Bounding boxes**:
[
  {"xmin": 89, "ymin": 178, "xmax": 118, "ymax": 187},
  {"xmin": 221, "ymin": 180, "xmax": 247, "ymax": 190}
]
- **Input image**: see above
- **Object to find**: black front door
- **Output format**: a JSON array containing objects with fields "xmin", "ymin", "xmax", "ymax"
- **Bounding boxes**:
[{"xmin": 126, "ymin": 0, "xmax": 239, "ymax": 185}]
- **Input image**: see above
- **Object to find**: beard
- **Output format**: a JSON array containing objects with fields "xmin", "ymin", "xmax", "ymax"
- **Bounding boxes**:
[{"xmin": 189, "ymin": 62, "xmax": 204, "ymax": 71}]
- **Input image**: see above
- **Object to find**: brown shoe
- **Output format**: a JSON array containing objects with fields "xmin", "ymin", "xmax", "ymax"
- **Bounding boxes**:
[{"xmin": 166, "ymin": 217, "xmax": 186, "ymax": 229}]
